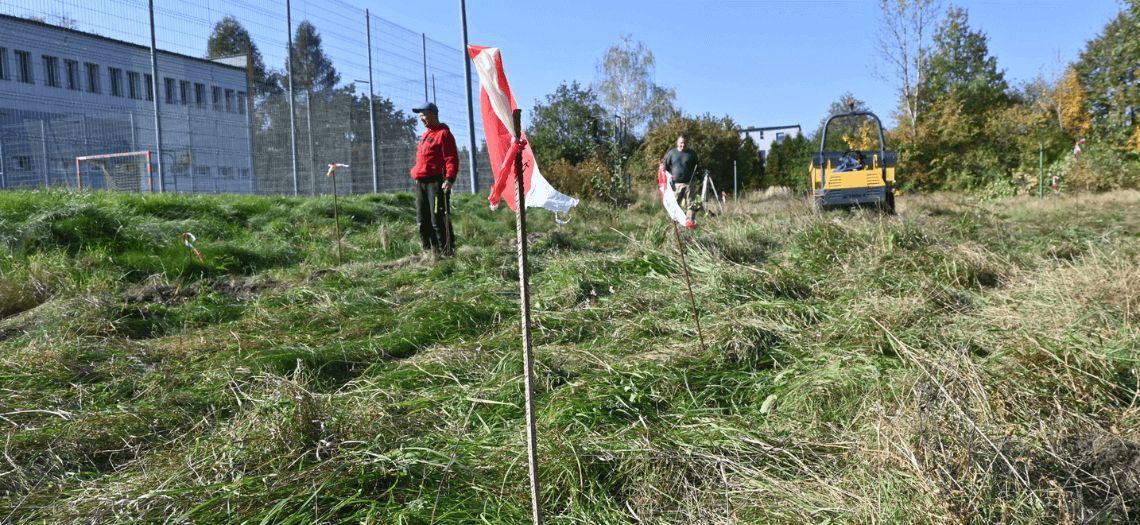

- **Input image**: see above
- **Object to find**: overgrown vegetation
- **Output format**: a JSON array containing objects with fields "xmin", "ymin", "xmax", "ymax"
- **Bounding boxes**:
[{"xmin": 2, "ymin": 187, "xmax": 1139, "ymax": 524}]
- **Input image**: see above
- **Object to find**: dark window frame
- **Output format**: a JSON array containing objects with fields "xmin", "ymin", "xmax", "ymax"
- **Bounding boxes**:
[
  {"xmin": 109, "ymin": 67, "xmax": 123, "ymax": 97},
  {"xmin": 65, "ymin": 59, "xmax": 80, "ymax": 90},
  {"xmin": 42, "ymin": 55, "xmax": 59, "ymax": 87},
  {"xmin": 15, "ymin": 50, "xmax": 33, "ymax": 84},
  {"xmin": 127, "ymin": 71, "xmax": 140, "ymax": 99},
  {"xmin": 84, "ymin": 62, "xmax": 100, "ymax": 93}
]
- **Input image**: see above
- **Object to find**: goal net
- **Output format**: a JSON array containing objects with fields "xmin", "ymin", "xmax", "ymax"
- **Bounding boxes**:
[{"xmin": 76, "ymin": 151, "xmax": 152, "ymax": 192}]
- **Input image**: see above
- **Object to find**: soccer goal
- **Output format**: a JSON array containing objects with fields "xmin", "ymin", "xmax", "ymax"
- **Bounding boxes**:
[{"xmin": 76, "ymin": 151, "xmax": 152, "ymax": 192}]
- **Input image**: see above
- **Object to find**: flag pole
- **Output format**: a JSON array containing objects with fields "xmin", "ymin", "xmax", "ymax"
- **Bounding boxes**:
[
  {"xmin": 511, "ymin": 109, "xmax": 544, "ymax": 525},
  {"xmin": 672, "ymin": 220, "xmax": 706, "ymax": 353}
]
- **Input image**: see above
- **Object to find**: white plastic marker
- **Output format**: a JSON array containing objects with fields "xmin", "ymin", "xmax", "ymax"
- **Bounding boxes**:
[
  {"xmin": 182, "ymin": 232, "xmax": 204, "ymax": 262},
  {"xmin": 327, "ymin": 164, "xmax": 350, "ymax": 265}
]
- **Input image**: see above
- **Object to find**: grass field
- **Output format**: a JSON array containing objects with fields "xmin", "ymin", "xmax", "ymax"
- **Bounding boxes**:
[{"xmin": 1, "ymin": 186, "xmax": 1138, "ymax": 524}]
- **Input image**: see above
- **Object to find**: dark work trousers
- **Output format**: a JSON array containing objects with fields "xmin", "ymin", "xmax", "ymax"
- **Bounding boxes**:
[{"xmin": 414, "ymin": 175, "xmax": 455, "ymax": 255}]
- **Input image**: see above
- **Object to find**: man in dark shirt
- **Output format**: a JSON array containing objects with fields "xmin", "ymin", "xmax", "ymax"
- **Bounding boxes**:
[{"xmin": 663, "ymin": 133, "xmax": 700, "ymax": 223}]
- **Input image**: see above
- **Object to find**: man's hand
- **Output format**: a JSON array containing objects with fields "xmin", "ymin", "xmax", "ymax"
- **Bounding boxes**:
[{"xmin": 442, "ymin": 179, "xmax": 453, "ymax": 193}]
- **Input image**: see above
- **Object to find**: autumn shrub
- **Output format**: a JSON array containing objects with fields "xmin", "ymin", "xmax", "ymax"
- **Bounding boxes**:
[{"xmin": 542, "ymin": 157, "xmax": 631, "ymax": 205}]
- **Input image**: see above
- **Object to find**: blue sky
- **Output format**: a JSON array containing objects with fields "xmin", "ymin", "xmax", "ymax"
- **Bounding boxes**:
[{"xmin": 371, "ymin": 0, "xmax": 1123, "ymax": 135}]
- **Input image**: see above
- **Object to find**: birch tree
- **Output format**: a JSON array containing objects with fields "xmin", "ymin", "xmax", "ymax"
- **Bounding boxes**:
[
  {"xmin": 593, "ymin": 34, "xmax": 677, "ymax": 136},
  {"xmin": 873, "ymin": 0, "xmax": 942, "ymax": 139}
]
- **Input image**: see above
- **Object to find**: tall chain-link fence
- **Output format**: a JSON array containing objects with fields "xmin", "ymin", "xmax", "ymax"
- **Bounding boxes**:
[{"xmin": 0, "ymin": 0, "xmax": 492, "ymax": 195}]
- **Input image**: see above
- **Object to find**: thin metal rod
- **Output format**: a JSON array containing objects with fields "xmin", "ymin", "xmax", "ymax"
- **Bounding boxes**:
[
  {"xmin": 672, "ymin": 219, "xmax": 706, "ymax": 353},
  {"xmin": 286, "ymin": 0, "xmax": 299, "ymax": 196},
  {"xmin": 422, "ymin": 33, "xmax": 429, "ymax": 102},
  {"xmin": 512, "ymin": 108, "xmax": 543, "ymax": 525},
  {"xmin": 460, "ymin": 0, "xmax": 478, "ymax": 193},
  {"xmin": 366, "ymin": 10, "xmax": 378, "ymax": 193},
  {"xmin": 147, "ymin": 0, "xmax": 164, "ymax": 192},
  {"xmin": 330, "ymin": 167, "xmax": 342, "ymax": 265}
]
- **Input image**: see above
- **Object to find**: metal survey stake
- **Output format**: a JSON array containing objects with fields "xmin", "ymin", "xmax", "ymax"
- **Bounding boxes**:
[{"xmin": 327, "ymin": 164, "xmax": 348, "ymax": 265}]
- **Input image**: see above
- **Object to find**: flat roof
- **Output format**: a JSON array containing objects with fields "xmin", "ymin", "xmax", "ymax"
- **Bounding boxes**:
[{"xmin": 0, "ymin": 13, "xmax": 245, "ymax": 72}]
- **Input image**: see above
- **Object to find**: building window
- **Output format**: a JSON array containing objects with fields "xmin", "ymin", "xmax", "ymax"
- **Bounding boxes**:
[
  {"xmin": 240, "ymin": 168, "xmax": 251, "ymax": 179},
  {"xmin": 194, "ymin": 83, "xmax": 206, "ymax": 108},
  {"xmin": 224, "ymin": 89, "xmax": 234, "ymax": 112},
  {"xmin": 211, "ymin": 86, "xmax": 221, "ymax": 111},
  {"xmin": 237, "ymin": 91, "xmax": 246, "ymax": 114},
  {"xmin": 65, "ymin": 59, "xmax": 80, "ymax": 90},
  {"xmin": 164, "ymin": 77, "xmax": 176, "ymax": 104},
  {"xmin": 758, "ymin": 130, "xmax": 764, "ymax": 140},
  {"xmin": 85, "ymin": 63, "xmax": 100, "ymax": 93},
  {"xmin": 219, "ymin": 167, "xmax": 233, "ymax": 179},
  {"xmin": 776, "ymin": 132, "xmax": 786, "ymax": 145},
  {"xmin": 144, "ymin": 74, "xmax": 153, "ymax": 101},
  {"xmin": 15, "ymin": 50, "xmax": 33, "ymax": 83},
  {"xmin": 127, "ymin": 71, "xmax": 140, "ymax": 99},
  {"xmin": 180, "ymin": 80, "xmax": 190, "ymax": 105},
  {"xmin": 14, "ymin": 156, "xmax": 31, "ymax": 170},
  {"xmin": 109, "ymin": 68, "xmax": 123, "ymax": 97},
  {"xmin": 196, "ymin": 166, "xmax": 211, "ymax": 179},
  {"xmin": 42, "ymin": 55, "xmax": 59, "ymax": 87},
  {"xmin": 0, "ymin": 48, "xmax": 7, "ymax": 80}
]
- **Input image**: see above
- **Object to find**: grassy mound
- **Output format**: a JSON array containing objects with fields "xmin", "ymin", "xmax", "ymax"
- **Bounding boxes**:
[{"xmin": 1, "ymin": 187, "xmax": 1139, "ymax": 523}]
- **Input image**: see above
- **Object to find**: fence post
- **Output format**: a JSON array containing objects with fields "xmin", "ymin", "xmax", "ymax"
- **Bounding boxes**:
[
  {"xmin": 286, "ymin": 0, "xmax": 300, "ymax": 196},
  {"xmin": 460, "ymin": 0, "xmax": 479, "ymax": 194},
  {"xmin": 366, "ymin": 10, "xmax": 378, "ymax": 193},
  {"xmin": 147, "ymin": 0, "xmax": 165, "ymax": 193}
]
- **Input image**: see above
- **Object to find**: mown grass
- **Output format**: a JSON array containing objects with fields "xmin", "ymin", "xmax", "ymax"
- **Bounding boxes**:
[{"xmin": 1, "ymin": 186, "xmax": 1139, "ymax": 524}]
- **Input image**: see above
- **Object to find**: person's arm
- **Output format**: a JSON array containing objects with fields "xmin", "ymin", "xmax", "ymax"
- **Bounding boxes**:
[{"xmin": 442, "ymin": 129, "xmax": 460, "ymax": 192}]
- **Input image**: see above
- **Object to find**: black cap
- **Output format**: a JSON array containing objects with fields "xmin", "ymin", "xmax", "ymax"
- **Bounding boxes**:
[{"xmin": 412, "ymin": 101, "xmax": 438, "ymax": 114}]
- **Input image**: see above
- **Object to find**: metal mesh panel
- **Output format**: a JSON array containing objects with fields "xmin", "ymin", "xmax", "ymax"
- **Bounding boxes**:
[{"xmin": 0, "ymin": 0, "xmax": 492, "ymax": 195}]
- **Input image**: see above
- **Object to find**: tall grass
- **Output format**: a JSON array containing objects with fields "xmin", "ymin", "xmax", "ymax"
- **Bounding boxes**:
[{"xmin": 1, "ymin": 187, "xmax": 1138, "ymax": 523}]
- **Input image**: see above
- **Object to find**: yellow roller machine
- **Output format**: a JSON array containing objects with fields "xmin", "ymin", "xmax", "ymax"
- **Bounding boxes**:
[{"xmin": 810, "ymin": 110, "xmax": 896, "ymax": 214}]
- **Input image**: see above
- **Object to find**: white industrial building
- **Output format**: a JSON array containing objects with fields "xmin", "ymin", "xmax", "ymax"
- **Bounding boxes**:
[
  {"xmin": 0, "ymin": 13, "xmax": 254, "ymax": 192},
  {"xmin": 741, "ymin": 124, "xmax": 801, "ymax": 165}
]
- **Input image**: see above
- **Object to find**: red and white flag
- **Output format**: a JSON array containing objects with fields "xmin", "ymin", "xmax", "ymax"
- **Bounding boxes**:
[
  {"xmin": 658, "ymin": 163, "xmax": 696, "ymax": 228},
  {"xmin": 467, "ymin": 46, "xmax": 578, "ymax": 217}
]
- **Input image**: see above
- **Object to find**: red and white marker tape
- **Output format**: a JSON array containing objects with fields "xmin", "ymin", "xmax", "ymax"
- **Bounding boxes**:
[
  {"xmin": 327, "ymin": 163, "xmax": 350, "ymax": 176},
  {"xmin": 182, "ymin": 232, "xmax": 204, "ymax": 262}
]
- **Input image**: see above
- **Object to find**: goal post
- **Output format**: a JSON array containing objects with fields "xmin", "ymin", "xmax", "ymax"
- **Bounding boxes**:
[{"xmin": 76, "ymin": 151, "xmax": 153, "ymax": 192}]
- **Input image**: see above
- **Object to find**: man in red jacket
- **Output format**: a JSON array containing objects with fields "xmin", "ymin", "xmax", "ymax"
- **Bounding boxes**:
[{"xmin": 410, "ymin": 101, "xmax": 459, "ymax": 257}]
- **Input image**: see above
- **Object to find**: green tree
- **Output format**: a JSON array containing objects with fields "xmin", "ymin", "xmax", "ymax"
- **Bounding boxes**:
[
  {"xmin": 527, "ymin": 81, "xmax": 606, "ymax": 168},
  {"xmin": 763, "ymin": 133, "xmax": 812, "ymax": 192},
  {"xmin": 1074, "ymin": 0, "xmax": 1140, "ymax": 147},
  {"xmin": 285, "ymin": 21, "xmax": 340, "ymax": 93},
  {"xmin": 921, "ymin": 7, "xmax": 1007, "ymax": 112},
  {"xmin": 637, "ymin": 114, "xmax": 763, "ymax": 194},
  {"xmin": 593, "ymin": 34, "xmax": 678, "ymax": 136},
  {"xmin": 813, "ymin": 92, "xmax": 877, "ymax": 152},
  {"xmin": 906, "ymin": 6, "xmax": 1013, "ymax": 190},
  {"xmin": 206, "ymin": 15, "xmax": 276, "ymax": 96}
]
